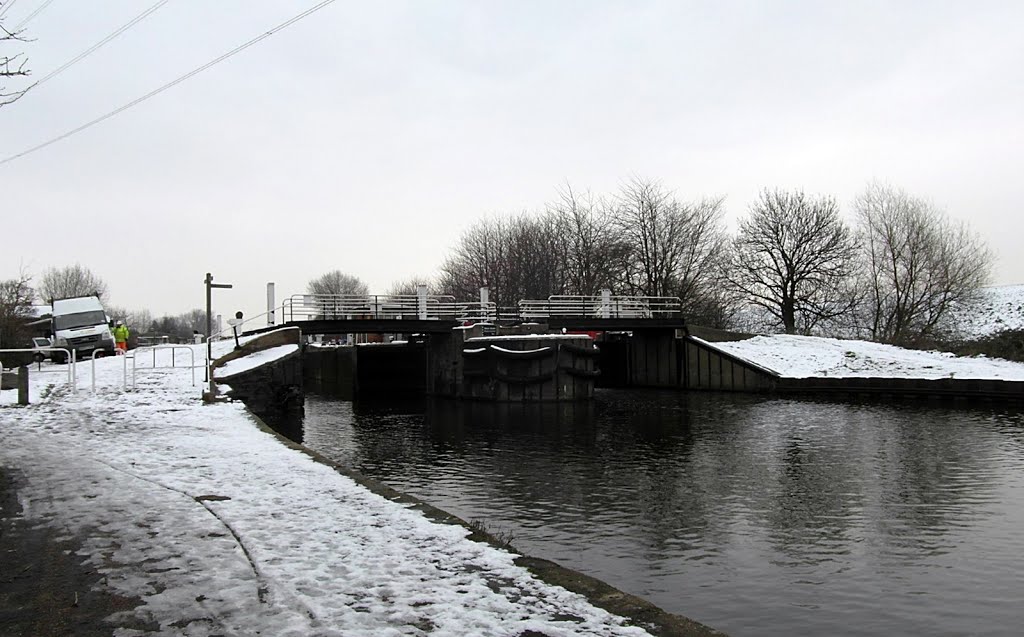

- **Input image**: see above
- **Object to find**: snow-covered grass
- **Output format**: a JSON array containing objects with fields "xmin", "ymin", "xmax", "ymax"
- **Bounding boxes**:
[
  {"xmin": 0, "ymin": 346, "xmax": 652, "ymax": 636},
  {"xmin": 708, "ymin": 334, "xmax": 1024, "ymax": 380},
  {"xmin": 953, "ymin": 284, "xmax": 1024, "ymax": 339}
]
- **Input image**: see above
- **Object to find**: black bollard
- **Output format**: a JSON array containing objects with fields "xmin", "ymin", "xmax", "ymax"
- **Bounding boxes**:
[{"xmin": 17, "ymin": 366, "xmax": 29, "ymax": 405}]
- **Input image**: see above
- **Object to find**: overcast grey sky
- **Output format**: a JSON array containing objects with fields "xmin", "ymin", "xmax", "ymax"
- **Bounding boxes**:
[{"xmin": 2, "ymin": 0, "xmax": 1022, "ymax": 319}]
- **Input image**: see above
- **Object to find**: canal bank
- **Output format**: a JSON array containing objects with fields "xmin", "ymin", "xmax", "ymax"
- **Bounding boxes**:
[{"xmin": 0, "ymin": 347, "xmax": 722, "ymax": 636}]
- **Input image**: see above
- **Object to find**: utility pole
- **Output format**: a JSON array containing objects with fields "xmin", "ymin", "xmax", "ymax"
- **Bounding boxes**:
[{"xmin": 204, "ymin": 272, "xmax": 232, "ymax": 397}]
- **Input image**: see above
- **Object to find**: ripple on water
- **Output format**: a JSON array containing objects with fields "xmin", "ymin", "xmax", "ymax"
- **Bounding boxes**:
[{"xmin": 294, "ymin": 391, "xmax": 1024, "ymax": 637}]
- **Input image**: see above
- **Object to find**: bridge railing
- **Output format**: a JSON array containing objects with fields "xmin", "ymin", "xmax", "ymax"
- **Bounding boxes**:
[
  {"xmin": 518, "ymin": 295, "xmax": 683, "ymax": 320},
  {"xmin": 456, "ymin": 301, "xmax": 498, "ymax": 324},
  {"xmin": 282, "ymin": 294, "xmax": 495, "ymax": 323},
  {"xmin": 264, "ymin": 293, "xmax": 679, "ymax": 329}
]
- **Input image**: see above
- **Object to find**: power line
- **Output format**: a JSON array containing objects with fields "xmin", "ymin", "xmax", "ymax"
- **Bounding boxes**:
[
  {"xmin": 0, "ymin": 0, "xmax": 23, "ymax": 20},
  {"xmin": 1, "ymin": 0, "xmax": 338, "ymax": 167},
  {"xmin": 14, "ymin": 0, "xmax": 54, "ymax": 30},
  {"xmin": 35, "ymin": 0, "xmax": 170, "ymax": 88}
]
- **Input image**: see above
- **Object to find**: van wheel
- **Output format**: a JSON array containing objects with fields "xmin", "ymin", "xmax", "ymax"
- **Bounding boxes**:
[{"xmin": 33, "ymin": 353, "xmax": 44, "ymax": 363}]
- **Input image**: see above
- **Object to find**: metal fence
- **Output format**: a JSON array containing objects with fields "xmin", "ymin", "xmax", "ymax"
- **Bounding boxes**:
[
  {"xmin": 281, "ymin": 294, "xmax": 497, "ymax": 323},
  {"xmin": 0, "ymin": 347, "xmax": 77, "ymax": 393},
  {"xmin": 123, "ymin": 345, "xmax": 203, "ymax": 391},
  {"xmin": 518, "ymin": 295, "xmax": 683, "ymax": 320}
]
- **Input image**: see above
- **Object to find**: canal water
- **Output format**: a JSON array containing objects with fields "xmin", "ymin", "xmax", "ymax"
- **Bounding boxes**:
[{"xmin": 281, "ymin": 389, "xmax": 1024, "ymax": 636}]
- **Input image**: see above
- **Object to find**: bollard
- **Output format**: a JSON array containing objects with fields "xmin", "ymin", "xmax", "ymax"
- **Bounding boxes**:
[{"xmin": 17, "ymin": 366, "xmax": 29, "ymax": 405}]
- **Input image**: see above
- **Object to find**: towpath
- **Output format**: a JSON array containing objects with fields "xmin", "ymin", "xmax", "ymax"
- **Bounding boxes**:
[{"xmin": 0, "ymin": 349, "xmax": 714, "ymax": 636}]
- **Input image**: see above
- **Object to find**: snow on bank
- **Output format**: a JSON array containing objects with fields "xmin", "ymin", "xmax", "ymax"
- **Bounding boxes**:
[
  {"xmin": 0, "ymin": 347, "xmax": 652, "ymax": 636},
  {"xmin": 708, "ymin": 334, "xmax": 1024, "ymax": 380},
  {"xmin": 214, "ymin": 343, "xmax": 299, "ymax": 378},
  {"xmin": 954, "ymin": 284, "xmax": 1024, "ymax": 338}
]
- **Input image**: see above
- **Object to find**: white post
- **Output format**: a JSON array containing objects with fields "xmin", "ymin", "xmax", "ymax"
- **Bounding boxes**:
[
  {"xmin": 600, "ymin": 288, "xmax": 612, "ymax": 318},
  {"xmin": 417, "ymin": 284, "xmax": 428, "ymax": 320},
  {"xmin": 267, "ymin": 282, "xmax": 276, "ymax": 325},
  {"xmin": 480, "ymin": 286, "xmax": 489, "ymax": 307}
]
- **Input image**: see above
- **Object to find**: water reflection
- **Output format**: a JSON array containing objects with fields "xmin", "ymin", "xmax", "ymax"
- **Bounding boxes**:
[{"xmin": 289, "ymin": 390, "xmax": 1024, "ymax": 637}]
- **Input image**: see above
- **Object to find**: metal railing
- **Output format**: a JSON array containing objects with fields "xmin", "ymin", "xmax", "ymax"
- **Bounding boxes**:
[
  {"xmin": 281, "ymin": 294, "xmax": 497, "ymax": 324},
  {"xmin": 0, "ymin": 347, "xmax": 77, "ymax": 392},
  {"xmin": 123, "ymin": 345, "xmax": 202, "ymax": 391},
  {"xmin": 456, "ymin": 301, "xmax": 498, "ymax": 324},
  {"xmin": 208, "ymin": 306, "xmax": 278, "ymax": 341},
  {"xmin": 518, "ymin": 295, "xmax": 683, "ymax": 320},
  {"xmin": 211, "ymin": 291, "xmax": 682, "ymax": 339}
]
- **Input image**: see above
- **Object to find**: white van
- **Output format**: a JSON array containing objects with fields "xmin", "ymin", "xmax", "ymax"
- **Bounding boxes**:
[{"xmin": 50, "ymin": 296, "xmax": 117, "ymax": 362}]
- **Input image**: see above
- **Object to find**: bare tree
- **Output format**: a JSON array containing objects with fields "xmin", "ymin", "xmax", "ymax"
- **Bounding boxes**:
[
  {"xmin": 727, "ymin": 189, "xmax": 859, "ymax": 334},
  {"xmin": 1, "ymin": 1, "xmax": 32, "ymax": 107},
  {"xmin": 307, "ymin": 270, "xmax": 369, "ymax": 296},
  {"xmin": 386, "ymin": 277, "xmax": 438, "ymax": 296},
  {"xmin": 0, "ymin": 268, "xmax": 36, "ymax": 347},
  {"xmin": 145, "ymin": 309, "xmax": 207, "ymax": 340},
  {"xmin": 613, "ymin": 176, "xmax": 727, "ymax": 319},
  {"xmin": 505, "ymin": 212, "xmax": 566, "ymax": 300},
  {"xmin": 855, "ymin": 182, "xmax": 993, "ymax": 344},
  {"xmin": 104, "ymin": 304, "xmax": 128, "ymax": 324},
  {"xmin": 546, "ymin": 184, "xmax": 623, "ymax": 295},
  {"xmin": 129, "ymin": 308, "xmax": 154, "ymax": 333},
  {"xmin": 106, "ymin": 306, "xmax": 158, "ymax": 334},
  {"xmin": 686, "ymin": 252, "xmax": 745, "ymax": 329},
  {"xmin": 39, "ymin": 264, "xmax": 108, "ymax": 302},
  {"xmin": 152, "ymin": 314, "xmax": 182, "ymax": 337},
  {"xmin": 439, "ymin": 216, "xmax": 513, "ymax": 306},
  {"xmin": 439, "ymin": 212, "xmax": 571, "ymax": 307},
  {"xmin": 179, "ymin": 309, "xmax": 207, "ymax": 334}
]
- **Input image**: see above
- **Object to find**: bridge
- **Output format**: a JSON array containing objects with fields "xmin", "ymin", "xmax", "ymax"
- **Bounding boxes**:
[
  {"xmin": 267, "ymin": 291, "xmax": 687, "ymax": 335},
  {"xmin": 225, "ymin": 289, "xmax": 690, "ymax": 399}
]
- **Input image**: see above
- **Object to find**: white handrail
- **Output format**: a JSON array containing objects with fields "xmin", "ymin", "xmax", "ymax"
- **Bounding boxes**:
[
  {"xmin": 124, "ymin": 345, "xmax": 201, "ymax": 391},
  {"xmin": 282, "ymin": 294, "xmax": 465, "ymax": 322},
  {"xmin": 0, "ymin": 347, "xmax": 76, "ymax": 391},
  {"xmin": 518, "ymin": 295, "xmax": 682, "ymax": 319},
  {"xmin": 90, "ymin": 348, "xmax": 108, "ymax": 393}
]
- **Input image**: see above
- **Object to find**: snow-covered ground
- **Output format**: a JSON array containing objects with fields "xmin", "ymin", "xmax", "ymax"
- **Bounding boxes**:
[
  {"xmin": 954, "ymin": 284, "xmax": 1024, "ymax": 338},
  {"xmin": 0, "ymin": 346, "xmax": 653, "ymax": 636},
  {"xmin": 708, "ymin": 334, "xmax": 1024, "ymax": 380},
  {"xmin": 214, "ymin": 343, "xmax": 299, "ymax": 378}
]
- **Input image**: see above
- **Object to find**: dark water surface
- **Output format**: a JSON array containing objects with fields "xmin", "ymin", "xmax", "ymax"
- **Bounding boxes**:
[{"xmin": 288, "ymin": 390, "xmax": 1024, "ymax": 636}]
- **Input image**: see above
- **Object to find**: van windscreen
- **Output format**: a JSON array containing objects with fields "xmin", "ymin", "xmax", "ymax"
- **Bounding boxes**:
[{"xmin": 54, "ymin": 311, "xmax": 108, "ymax": 331}]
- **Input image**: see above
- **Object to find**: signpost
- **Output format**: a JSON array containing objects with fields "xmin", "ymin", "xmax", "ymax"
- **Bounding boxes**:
[{"xmin": 204, "ymin": 273, "xmax": 232, "ymax": 397}]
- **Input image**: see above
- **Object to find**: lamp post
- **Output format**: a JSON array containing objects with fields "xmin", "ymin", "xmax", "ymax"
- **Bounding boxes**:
[{"xmin": 204, "ymin": 273, "xmax": 232, "ymax": 397}]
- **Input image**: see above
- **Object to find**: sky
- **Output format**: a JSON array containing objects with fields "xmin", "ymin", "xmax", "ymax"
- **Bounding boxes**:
[{"xmin": 1, "ymin": 0, "xmax": 1022, "ymax": 320}]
